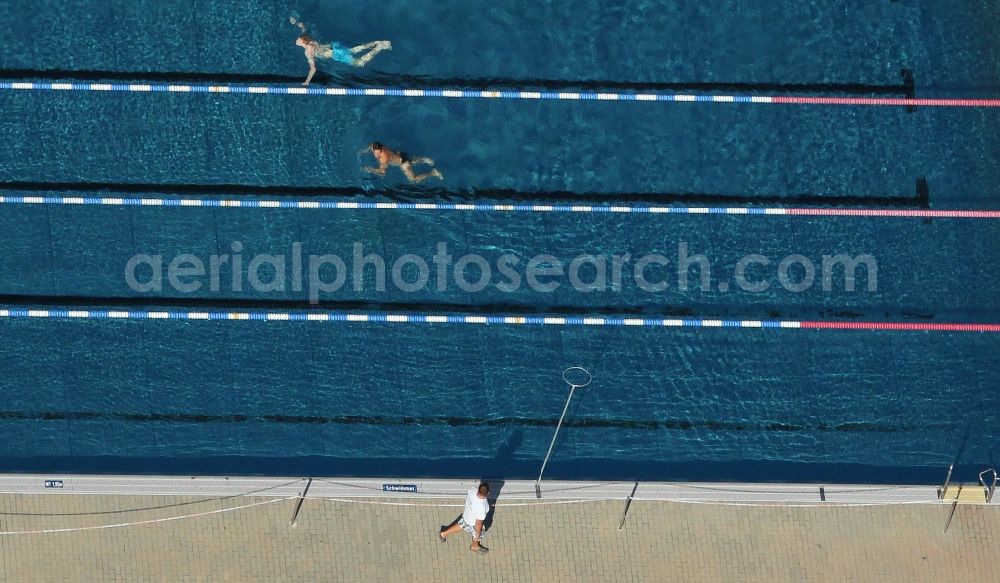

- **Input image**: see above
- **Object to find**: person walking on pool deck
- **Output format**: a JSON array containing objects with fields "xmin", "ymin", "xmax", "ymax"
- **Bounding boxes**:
[
  {"xmin": 439, "ymin": 481, "xmax": 490, "ymax": 554},
  {"xmin": 291, "ymin": 15, "xmax": 391, "ymax": 85},
  {"xmin": 364, "ymin": 141, "xmax": 444, "ymax": 184}
]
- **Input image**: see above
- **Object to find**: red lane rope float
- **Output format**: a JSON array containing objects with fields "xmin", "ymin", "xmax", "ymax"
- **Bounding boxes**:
[
  {"xmin": 771, "ymin": 96, "xmax": 1000, "ymax": 107},
  {"xmin": 800, "ymin": 321, "xmax": 1000, "ymax": 332}
]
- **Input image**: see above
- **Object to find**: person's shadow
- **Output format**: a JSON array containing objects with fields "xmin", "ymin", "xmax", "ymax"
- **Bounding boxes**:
[
  {"xmin": 482, "ymin": 430, "xmax": 523, "ymax": 533},
  {"xmin": 441, "ymin": 430, "xmax": 524, "ymax": 539}
]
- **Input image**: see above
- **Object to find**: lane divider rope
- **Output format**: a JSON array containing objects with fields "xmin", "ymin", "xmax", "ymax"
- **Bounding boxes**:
[
  {"xmin": 3, "ymin": 81, "xmax": 999, "ymax": 108},
  {"xmin": 1, "ymin": 308, "xmax": 997, "ymax": 333},
  {"xmin": 1, "ymin": 195, "xmax": 998, "ymax": 219}
]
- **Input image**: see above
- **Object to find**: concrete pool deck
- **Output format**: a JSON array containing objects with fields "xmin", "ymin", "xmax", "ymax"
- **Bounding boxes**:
[{"xmin": 0, "ymin": 474, "xmax": 996, "ymax": 581}]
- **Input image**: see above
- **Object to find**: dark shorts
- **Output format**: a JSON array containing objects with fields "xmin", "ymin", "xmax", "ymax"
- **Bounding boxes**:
[{"xmin": 399, "ymin": 152, "xmax": 411, "ymax": 164}]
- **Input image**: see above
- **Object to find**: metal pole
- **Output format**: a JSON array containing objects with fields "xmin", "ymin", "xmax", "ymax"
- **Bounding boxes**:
[
  {"xmin": 939, "ymin": 426, "xmax": 970, "ymax": 500},
  {"xmin": 535, "ymin": 367, "xmax": 592, "ymax": 498},
  {"xmin": 943, "ymin": 492, "xmax": 960, "ymax": 533},
  {"xmin": 535, "ymin": 383, "xmax": 578, "ymax": 498},
  {"xmin": 289, "ymin": 477, "xmax": 313, "ymax": 527},
  {"xmin": 618, "ymin": 482, "xmax": 639, "ymax": 531},
  {"xmin": 980, "ymin": 468, "xmax": 997, "ymax": 503},
  {"xmin": 939, "ymin": 463, "xmax": 954, "ymax": 500}
]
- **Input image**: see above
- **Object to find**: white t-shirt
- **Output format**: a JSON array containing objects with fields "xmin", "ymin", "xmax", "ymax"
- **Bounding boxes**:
[{"xmin": 462, "ymin": 488, "xmax": 490, "ymax": 526}]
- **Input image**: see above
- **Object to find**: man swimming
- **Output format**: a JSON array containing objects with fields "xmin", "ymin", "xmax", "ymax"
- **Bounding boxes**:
[
  {"xmin": 364, "ymin": 142, "xmax": 444, "ymax": 184},
  {"xmin": 291, "ymin": 16, "xmax": 391, "ymax": 85}
]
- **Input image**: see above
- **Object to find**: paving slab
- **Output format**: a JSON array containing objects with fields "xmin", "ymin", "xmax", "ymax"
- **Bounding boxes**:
[{"xmin": 0, "ymin": 478, "xmax": 996, "ymax": 582}]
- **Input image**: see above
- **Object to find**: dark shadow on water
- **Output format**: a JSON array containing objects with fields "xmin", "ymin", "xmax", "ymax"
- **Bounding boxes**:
[
  {"xmin": 490, "ymin": 431, "xmax": 524, "ymax": 473},
  {"xmin": 479, "ymin": 431, "xmax": 522, "ymax": 533},
  {"xmin": 0, "ymin": 178, "xmax": 931, "ymax": 208},
  {"xmin": 0, "ymin": 68, "xmax": 322, "ymax": 85},
  {"xmin": 345, "ymin": 68, "xmax": 918, "ymax": 97},
  {"xmin": 4, "ymin": 294, "xmax": 985, "ymax": 327},
  {"xmin": 0, "ymin": 68, "xmax": 917, "ymax": 98}
]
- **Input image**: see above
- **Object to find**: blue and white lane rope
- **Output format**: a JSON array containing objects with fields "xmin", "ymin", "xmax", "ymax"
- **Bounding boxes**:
[
  {"xmin": 1, "ymin": 195, "xmax": 998, "ymax": 219},
  {"xmin": 0, "ymin": 308, "xmax": 997, "ymax": 333},
  {"xmin": 2, "ymin": 81, "xmax": 999, "ymax": 108}
]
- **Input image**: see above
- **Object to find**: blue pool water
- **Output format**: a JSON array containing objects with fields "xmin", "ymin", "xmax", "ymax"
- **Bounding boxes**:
[{"xmin": 0, "ymin": 0, "xmax": 998, "ymax": 483}]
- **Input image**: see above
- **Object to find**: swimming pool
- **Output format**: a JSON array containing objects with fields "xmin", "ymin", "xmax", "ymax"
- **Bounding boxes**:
[{"xmin": 0, "ymin": 0, "xmax": 997, "ymax": 484}]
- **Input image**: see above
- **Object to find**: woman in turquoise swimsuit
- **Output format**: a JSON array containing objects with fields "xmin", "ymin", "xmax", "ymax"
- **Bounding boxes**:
[{"xmin": 291, "ymin": 16, "xmax": 391, "ymax": 85}]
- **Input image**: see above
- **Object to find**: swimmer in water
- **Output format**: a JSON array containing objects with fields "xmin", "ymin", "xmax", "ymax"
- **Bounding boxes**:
[
  {"xmin": 364, "ymin": 142, "xmax": 444, "ymax": 184},
  {"xmin": 291, "ymin": 16, "xmax": 391, "ymax": 85}
]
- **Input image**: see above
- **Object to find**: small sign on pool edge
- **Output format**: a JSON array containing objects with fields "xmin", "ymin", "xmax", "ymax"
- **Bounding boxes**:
[
  {"xmin": 44, "ymin": 480, "xmax": 64, "ymax": 488},
  {"xmin": 382, "ymin": 484, "xmax": 418, "ymax": 493}
]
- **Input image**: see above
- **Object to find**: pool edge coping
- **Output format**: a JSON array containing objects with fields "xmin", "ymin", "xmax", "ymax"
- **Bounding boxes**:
[{"xmin": 0, "ymin": 473, "xmax": 988, "ymax": 506}]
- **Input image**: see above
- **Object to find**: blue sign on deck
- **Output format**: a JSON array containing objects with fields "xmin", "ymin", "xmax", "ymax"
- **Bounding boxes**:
[
  {"xmin": 44, "ymin": 480, "xmax": 64, "ymax": 488},
  {"xmin": 382, "ymin": 484, "xmax": 418, "ymax": 493}
]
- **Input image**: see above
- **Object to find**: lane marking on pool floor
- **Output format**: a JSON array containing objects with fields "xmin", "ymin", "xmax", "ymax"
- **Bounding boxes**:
[
  {"xmin": 2, "ymin": 81, "xmax": 999, "ymax": 108},
  {"xmin": 1, "ymin": 195, "xmax": 998, "ymax": 219},
  {"xmin": 0, "ymin": 308, "xmax": 997, "ymax": 333}
]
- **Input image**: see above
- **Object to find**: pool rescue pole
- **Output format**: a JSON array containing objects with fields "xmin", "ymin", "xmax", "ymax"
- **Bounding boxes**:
[{"xmin": 535, "ymin": 367, "xmax": 592, "ymax": 498}]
